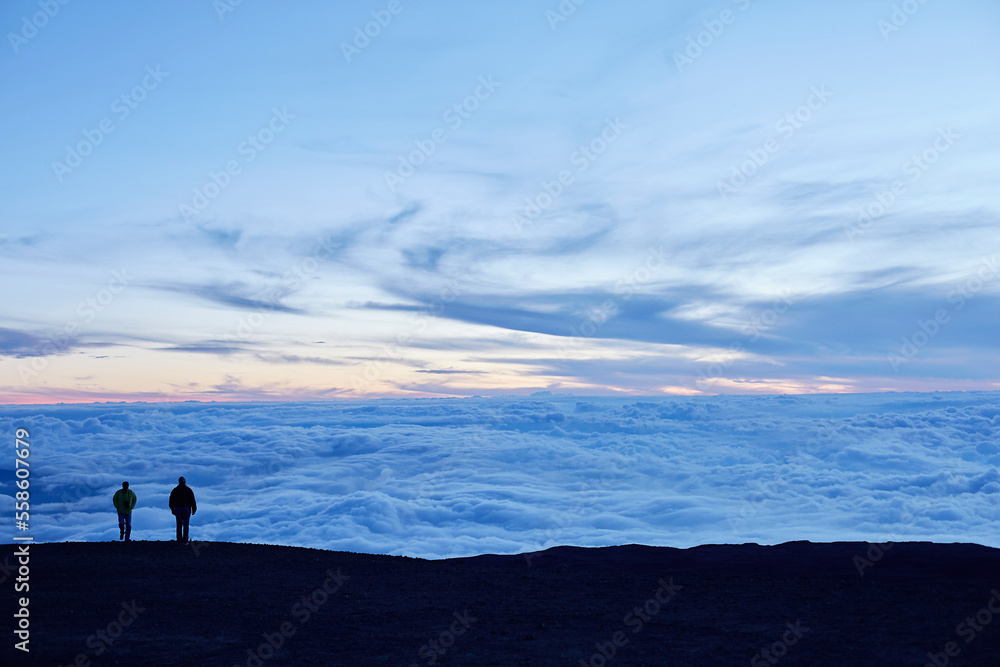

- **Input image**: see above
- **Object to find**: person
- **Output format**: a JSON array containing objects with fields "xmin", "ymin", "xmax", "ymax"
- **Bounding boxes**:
[
  {"xmin": 113, "ymin": 481, "xmax": 137, "ymax": 541},
  {"xmin": 168, "ymin": 476, "xmax": 197, "ymax": 544}
]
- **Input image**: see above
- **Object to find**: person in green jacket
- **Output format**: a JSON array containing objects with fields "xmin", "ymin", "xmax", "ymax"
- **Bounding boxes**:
[{"xmin": 113, "ymin": 481, "xmax": 137, "ymax": 541}]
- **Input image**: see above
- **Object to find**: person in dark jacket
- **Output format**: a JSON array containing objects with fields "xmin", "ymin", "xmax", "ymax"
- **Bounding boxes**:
[
  {"xmin": 168, "ymin": 476, "xmax": 197, "ymax": 543},
  {"xmin": 113, "ymin": 481, "xmax": 137, "ymax": 541}
]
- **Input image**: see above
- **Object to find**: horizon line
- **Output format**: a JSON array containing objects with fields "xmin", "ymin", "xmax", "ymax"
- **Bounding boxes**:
[{"xmin": 2, "ymin": 387, "xmax": 998, "ymax": 408}]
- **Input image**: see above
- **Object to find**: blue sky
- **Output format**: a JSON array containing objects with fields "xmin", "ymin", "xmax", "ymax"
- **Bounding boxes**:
[{"xmin": 1, "ymin": 0, "xmax": 998, "ymax": 402}]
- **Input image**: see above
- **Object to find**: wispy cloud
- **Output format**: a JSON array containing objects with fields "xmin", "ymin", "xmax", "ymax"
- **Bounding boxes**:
[
  {"xmin": 147, "ymin": 281, "xmax": 308, "ymax": 315},
  {"xmin": 0, "ymin": 328, "xmax": 54, "ymax": 357},
  {"xmin": 1, "ymin": 1, "xmax": 997, "ymax": 400}
]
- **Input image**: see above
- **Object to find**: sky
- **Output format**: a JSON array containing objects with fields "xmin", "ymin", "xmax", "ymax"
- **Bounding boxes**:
[
  {"xmin": 1, "ymin": 0, "xmax": 999, "ymax": 403},
  {"xmin": 3, "ymin": 393, "xmax": 998, "ymax": 556}
]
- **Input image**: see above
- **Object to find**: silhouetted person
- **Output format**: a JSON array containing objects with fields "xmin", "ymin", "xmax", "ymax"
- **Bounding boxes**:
[
  {"xmin": 169, "ymin": 476, "xmax": 197, "ymax": 544},
  {"xmin": 113, "ymin": 481, "xmax": 137, "ymax": 541}
]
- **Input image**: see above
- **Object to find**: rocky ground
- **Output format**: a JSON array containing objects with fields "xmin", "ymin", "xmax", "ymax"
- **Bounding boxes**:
[{"xmin": 6, "ymin": 540, "xmax": 1000, "ymax": 665}]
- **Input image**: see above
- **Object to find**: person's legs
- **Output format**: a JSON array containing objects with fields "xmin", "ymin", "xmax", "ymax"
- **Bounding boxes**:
[
  {"xmin": 118, "ymin": 512, "xmax": 126, "ymax": 540},
  {"xmin": 124, "ymin": 513, "xmax": 132, "ymax": 541},
  {"xmin": 175, "ymin": 508, "xmax": 191, "ymax": 543}
]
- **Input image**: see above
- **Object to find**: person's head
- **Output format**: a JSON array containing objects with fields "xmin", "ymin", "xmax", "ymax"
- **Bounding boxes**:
[
  {"xmin": 122, "ymin": 481, "xmax": 129, "ymax": 489},
  {"xmin": 178, "ymin": 476, "xmax": 186, "ymax": 485}
]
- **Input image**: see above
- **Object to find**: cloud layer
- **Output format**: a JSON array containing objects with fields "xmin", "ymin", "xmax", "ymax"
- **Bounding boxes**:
[{"xmin": 3, "ymin": 392, "xmax": 998, "ymax": 558}]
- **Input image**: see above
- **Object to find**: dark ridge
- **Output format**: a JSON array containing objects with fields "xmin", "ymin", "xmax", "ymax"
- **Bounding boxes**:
[
  {"xmin": 462, "ymin": 540, "xmax": 1000, "ymax": 580},
  {"xmin": 7, "ymin": 540, "xmax": 1000, "ymax": 666}
]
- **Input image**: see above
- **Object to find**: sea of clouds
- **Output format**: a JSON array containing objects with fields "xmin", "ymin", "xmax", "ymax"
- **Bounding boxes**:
[{"xmin": 2, "ymin": 392, "xmax": 999, "ymax": 558}]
